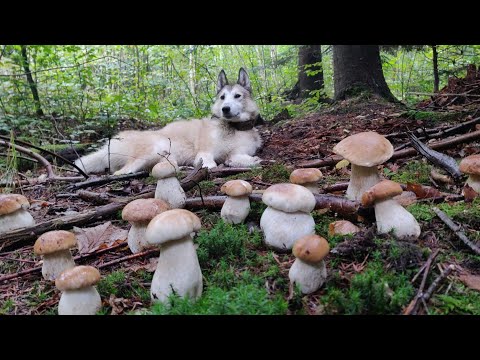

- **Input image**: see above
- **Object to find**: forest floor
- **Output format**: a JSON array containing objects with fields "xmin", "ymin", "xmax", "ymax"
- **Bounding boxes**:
[{"xmin": 1, "ymin": 94, "xmax": 480, "ymax": 315}]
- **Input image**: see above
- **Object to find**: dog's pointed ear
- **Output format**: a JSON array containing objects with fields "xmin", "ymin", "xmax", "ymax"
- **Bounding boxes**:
[
  {"xmin": 217, "ymin": 70, "xmax": 228, "ymax": 94},
  {"xmin": 237, "ymin": 67, "xmax": 252, "ymax": 93}
]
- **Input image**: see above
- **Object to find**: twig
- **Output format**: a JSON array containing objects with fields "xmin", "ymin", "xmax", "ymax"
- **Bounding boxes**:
[
  {"xmin": 433, "ymin": 207, "xmax": 480, "ymax": 255},
  {"xmin": 422, "ymin": 264, "xmax": 455, "ymax": 303},
  {"xmin": 97, "ymin": 248, "xmax": 159, "ymax": 269},
  {"xmin": 69, "ymin": 171, "xmax": 150, "ymax": 190}
]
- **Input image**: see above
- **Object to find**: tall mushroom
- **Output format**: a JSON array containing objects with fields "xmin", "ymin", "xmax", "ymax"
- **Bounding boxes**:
[
  {"xmin": 332, "ymin": 131, "xmax": 393, "ymax": 201},
  {"xmin": 122, "ymin": 198, "xmax": 170, "ymax": 253},
  {"xmin": 0, "ymin": 194, "xmax": 35, "ymax": 234},
  {"xmin": 145, "ymin": 209, "xmax": 203, "ymax": 303},
  {"xmin": 459, "ymin": 154, "xmax": 480, "ymax": 194},
  {"xmin": 260, "ymin": 183, "xmax": 316, "ymax": 251},
  {"xmin": 289, "ymin": 168, "xmax": 323, "ymax": 194},
  {"xmin": 34, "ymin": 230, "xmax": 77, "ymax": 281},
  {"xmin": 55, "ymin": 265, "xmax": 102, "ymax": 315},
  {"xmin": 289, "ymin": 234, "xmax": 330, "ymax": 294},
  {"xmin": 362, "ymin": 179, "xmax": 421, "ymax": 239},
  {"xmin": 152, "ymin": 159, "xmax": 186, "ymax": 209},
  {"xmin": 220, "ymin": 179, "xmax": 253, "ymax": 224}
]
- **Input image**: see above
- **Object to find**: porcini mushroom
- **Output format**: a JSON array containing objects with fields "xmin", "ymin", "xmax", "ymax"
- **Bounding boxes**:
[
  {"xmin": 362, "ymin": 179, "xmax": 421, "ymax": 239},
  {"xmin": 34, "ymin": 230, "xmax": 77, "ymax": 281},
  {"xmin": 220, "ymin": 179, "xmax": 253, "ymax": 224},
  {"xmin": 152, "ymin": 159, "xmax": 186, "ymax": 208},
  {"xmin": 0, "ymin": 194, "xmax": 35, "ymax": 234},
  {"xmin": 328, "ymin": 220, "xmax": 360, "ymax": 237},
  {"xmin": 459, "ymin": 154, "xmax": 480, "ymax": 194},
  {"xmin": 289, "ymin": 234, "xmax": 330, "ymax": 294},
  {"xmin": 289, "ymin": 168, "xmax": 323, "ymax": 194},
  {"xmin": 122, "ymin": 198, "xmax": 170, "ymax": 253},
  {"xmin": 55, "ymin": 265, "xmax": 101, "ymax": 315},
  {"xmin": 260, "ymin": 183, "xmax": 316, "ymax": 251},
  {"xmin": 332, "ymin": 131, "xmax": 393, "ymax": 201},
  {"xmin": 145, "ymin": 209, "xmax": 203, "ymax": 303}
]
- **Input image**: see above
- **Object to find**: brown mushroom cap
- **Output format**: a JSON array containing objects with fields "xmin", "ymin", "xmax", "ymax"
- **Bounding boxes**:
[
  {"xmin": 122, "ymin": 198, "xmax": 170, "ymax": 222},
  {"xmin": 459, "ymin": 154, "xmax": 480, "ymax": 175},
  {"xmin": 55, "ymin": 265, "xmax": 101, "ymax": 291},
  {"xmin": 34, "ymin": 230, "xmax": 77, "ymax": 255},
  {"xmin": 146, "ymin": 209, "xmax": 201, "ymax": 245},
  {"xmin": 292, "ymin": 234, "xmax": 330, "ymax": 263},
  {"xmin": 361, "ymin": 180, "xmax": 403, "ymax": 206},
  {"xmin": 290, "ymin": 168, "xmax": 323, "ymax": 184},
  {"xmin": 262, "ymin": 183, "xmax": 316, "ymax": 213},
  {"xmin": 151, "ymin": 160, "xmax": 179, "ymax": 179},
  {"xmin": 0, "ymin": 194, "xmax": 30, "ymax": 215},
  {"xmin": 328, "ymin": 220, "xmax": 360, "ymax": 237},
  {"xmin": 332, "ymin": 131, "xmax": 394, "ymax": 167},
  {"xmin": 221, "ymin": 180, "xmax": 253, "ymax": 196}
]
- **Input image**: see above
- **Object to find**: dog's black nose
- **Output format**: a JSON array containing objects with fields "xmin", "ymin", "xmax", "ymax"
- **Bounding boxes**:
[{"xmin": 222, "ymin": 106, "xmax": 231, "ymax": 114}]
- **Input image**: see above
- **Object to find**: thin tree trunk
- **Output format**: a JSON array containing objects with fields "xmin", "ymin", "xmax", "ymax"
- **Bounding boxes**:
[
  {"xmin": 432, "ymin": 45, "xmax": 440, "ymax": 93},
  {"xmin": 20, "ymin": 45, "xmax": 44, "ymax": 116},
  {"xmin": 298, "ymin": 45, "xmax": 324, "ymax": 100}
]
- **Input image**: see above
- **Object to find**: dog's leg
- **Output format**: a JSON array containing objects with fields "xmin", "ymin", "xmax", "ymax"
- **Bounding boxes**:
[
  {"xmin": 113, "ymin": 158, "xmax": 152, "ymax": 175},
  {"xmin": 194, "ymin": 152, "xmax": 217, "ymax": 169},
  {"xmin": 225, "ymin": 153, "xmax": 262, "ymax": 168}
]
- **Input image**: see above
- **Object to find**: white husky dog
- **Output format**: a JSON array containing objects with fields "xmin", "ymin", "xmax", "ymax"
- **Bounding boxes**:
[{"xmin": 75, "ymin": 68, "xmax": 263, "ymax": 175}]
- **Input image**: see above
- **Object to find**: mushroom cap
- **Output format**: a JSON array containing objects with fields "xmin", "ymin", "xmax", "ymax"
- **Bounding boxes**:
[
  {"xmin": 0, "ymin": 194, "xmax": 30, "ymax": 215},
  {"xmin": 459, "ymin": 154, "xmax": 480, "ymax": 175},
  {"xmin": 146, "ymin": 209, "xmax": 201, "ymax": 245},
  {"xmin": 290, "ymin": 168, "xmax": 323, "ymax": 184},
  {"xmin": 328, "ymin": 220, "xmax": 360, "ymax": 237},
  {"xmin": 361, "ymin": 180, "xmax": 403, "ymax": 206},
  {"xmin": 122, "ymin": 198, "xmax": 170, "ymax": 222},
  {"xmin": 332, "ymin": 131, "xmax": 394, "ymax": 167},
  {"xmin": 262, "ymin": 183, "xmax": 316, "ymax": 213},
  {"xmin": 221, "ymin": 180, "xmax": 253, "ymax": 196},
  {"xmin": 151, "ymin": 160, "xmax": 179, "ymax": 179},
  {"xmin": 55, "ymin": 265, "xmax": 101, "ymax": 291},
  {"xmin": 292, "ymin": 234, "xmax": 330, "ymax": 263},
  {"xmin": 34, "ymin": 230, "xmax": 77, "ymax": 255}
]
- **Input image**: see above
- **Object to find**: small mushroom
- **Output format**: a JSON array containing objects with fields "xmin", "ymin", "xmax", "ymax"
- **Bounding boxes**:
[
  {"xmin": 362, "ymin": 179, "xmax": 421, "ymax": 239},
  {"xmin": 220, "ymin": 180, "xmax": 253, "ymax": 224},
  {"xmin": 289, "ymin": 234, "xmax": 330, "ymax": 294},
  {"xmin": 459, "ymin": 154, "xmax": 480, "ymax": 194},
  {"xmin": 152, "ymin": 159, "xmax": 186, "ymax": 208},
  {"xmin": 328, "ymin": 220, "xmax": 360, "ymax": 237},
  {"xmin": 145, "ymin": 209, "xmax": 203, "ymax": 303},
  {"xmin": 0, "ymin": 194, "xmax": 35, "ymax": 234},
  {"xmin": 332, "ymin": 131, "xmax": 393, "ymax": 201},
  {"xmin": 260, "ymin": 183, "xmax": 316, "ymax": 251},
  {"xmin": 55, "ymin": 265, "xmax": 101, "ymax": 315},
  {"xmin": 34, "ymin": 230, "xmax": 77, "ymax": 281},
  {"xmin": 289, "ymin": 168, "xmax": 323, "ymax": 194},
  {"xmin": 122, "ymin": 198, "xmax": 170, "ymax": 253}
]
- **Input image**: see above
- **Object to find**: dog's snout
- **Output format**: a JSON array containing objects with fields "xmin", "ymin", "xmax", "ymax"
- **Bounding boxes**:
[{"xmin": 222, "ymin": 106, "xmax": 231, "ymax": 114}]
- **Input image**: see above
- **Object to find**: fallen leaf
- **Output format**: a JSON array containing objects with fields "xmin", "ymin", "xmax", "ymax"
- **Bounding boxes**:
[
  {"xmin": 458, "ymin": 274, "xmax": 480, "ymax": 292},
  {"xmin": 463, "ymin": 183, "xmax": 479, "ymax": 203},
  {"xmin": 129, "ymin": 257, "xmax": 158, "ymax": 273},
  {"xmin": 406, "ymin": 182, "xmax": 442, "ymax": 199},
  {"xmin": 73, "ymin": 221, "xmax": 128, "ymax": 254},
  {"xmin": 335, "ymin": 159, "xmax": 350, "ymax": 170},
  {"xmin": 393, "ymin": 191, "xmax": 417, "ymax": 206}
]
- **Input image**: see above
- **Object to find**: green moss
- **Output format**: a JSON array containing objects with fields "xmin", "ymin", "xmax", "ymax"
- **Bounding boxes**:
[
  {"xmin": 97, "ymin": 270, "xmax": 127, "ymax": 297},
  {"xmin": 430, "ymin": 283, "xmax": 480, "ymax": 315},
  {"xmin": 403, "ymin": 110, "xmax": 459, "ymax": 122},
  {"xmin": 389, "ymin": 160, "xmax": 431, "ymax": 184},
  {"xmin": 0, "ymin": 299, "xmax": 15, "ymax": 315},
  {"xmin": 407, "ymin": 198, "xmax": 480, "ymax": 223},
  {"xmin": 225, "ymin": 163, "xmax": 291, "ymax": 184}
]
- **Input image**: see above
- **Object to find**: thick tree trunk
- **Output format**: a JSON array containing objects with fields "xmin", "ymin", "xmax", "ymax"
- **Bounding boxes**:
[
  {"xmin": 432, "ymin": 45, "xmax": 439, "ymax": 93},
  {"xmin": 333, "ymin": 45, "xmax": 396, "ymax": 102},
  {"xmin": 297, "ymin": 45, "xmax": 324, "ymax": 99},
  {"xmin": 20, "ymin": 45, "xmax": 44, "ymax": 116}
]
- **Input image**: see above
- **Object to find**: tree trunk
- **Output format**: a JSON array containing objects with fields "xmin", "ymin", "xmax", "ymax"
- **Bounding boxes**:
[
  {"xmin": 432, "ymin": 45, "xmax": 439, "ymax": 93},
  {"xmin": 297, "ymin": 45, "xmax": 325, "ymax": 99},
  {"xmin": 333, "ymin": 45, "xmax": 396, "ymax": 102},
  {"xmin": 20, "ymin": 45, "xmax": 44, "ymax": 116}
]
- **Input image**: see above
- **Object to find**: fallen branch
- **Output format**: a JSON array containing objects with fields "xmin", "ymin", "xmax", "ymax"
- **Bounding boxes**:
[
  {"xmin": 97, "ymin": 248, "xmax": 159, "ymax": 269},
  {"xmin": 69, "ymin": 171, "xmax": 150, "ymax": 190},
  {"xmin": 432, "ymin": 207, "xmax": 480, "ymax": 255},
  {"xmin": 422, "ymin": 264, "xmax": 455, "ymax": 302}
]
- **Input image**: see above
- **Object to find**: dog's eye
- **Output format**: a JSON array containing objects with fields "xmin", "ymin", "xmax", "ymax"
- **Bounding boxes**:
[
  {"xmin": 220, "ymin": 95, "xmax": 225, "ymax": 100},
  {"xmin": 234, "ymin": 94, "xmax": 241, "ymax": 98}
]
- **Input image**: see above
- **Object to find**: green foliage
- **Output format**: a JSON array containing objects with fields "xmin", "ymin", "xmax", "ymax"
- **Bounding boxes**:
[
  {"xmin": 388, "ymin": 160, "xmax": 431, "ymax": 184},
  {"xmin": 431, "ymin": 283, "xmax": 480, "ymax": 315},
  {"xmin": 407, "ymin": 198, "xmax": 480, "ymax": 223},
  {"xmin": 97, "ymin": 270, "xmax": 127, "ymax": 297},
  {"xmin": 0, "ymin": 299, "xmax": 15, "ymax": 315}
]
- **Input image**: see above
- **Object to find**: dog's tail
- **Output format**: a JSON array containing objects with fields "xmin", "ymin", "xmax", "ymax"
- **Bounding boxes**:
[{"xmin": 74, "ymin": 146, "xmax": 110, "ymax": 174}]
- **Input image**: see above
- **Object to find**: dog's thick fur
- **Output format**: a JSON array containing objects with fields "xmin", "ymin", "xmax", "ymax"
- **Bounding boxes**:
[{"xmin": 75, "ymin": 68, "xmax": 263, "ymax": 175}]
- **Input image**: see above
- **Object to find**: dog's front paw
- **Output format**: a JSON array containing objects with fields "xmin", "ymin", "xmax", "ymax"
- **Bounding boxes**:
[{"xmin": 225, "ymin": 155, "xmax": 262, "ymax": 168}]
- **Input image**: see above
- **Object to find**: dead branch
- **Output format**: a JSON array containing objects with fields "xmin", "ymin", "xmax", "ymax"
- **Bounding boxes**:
[
  {"xmin": 323, "ymin": 182, "xmax": 349, "ymax": 193},
  {"xmin": 422, "ymin": 264, "xmax": 455, "ymax": 302},
  {"xmin": 97, "ymin": 248, "xmax": 159, "ymax": 269},
  {"xmin": 432, "ymin": 207, "xmax": 480, "ymax": 255},
  {"xmin": 69, "ymin": 171, "xmax": 150, "ymax": 190}
]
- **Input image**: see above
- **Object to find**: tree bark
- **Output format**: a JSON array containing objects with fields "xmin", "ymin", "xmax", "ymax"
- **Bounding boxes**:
[
  {"xmin": 297, "ymin": 45, "xmax": 324, "ymax": 100},
  {"xmin": 333, "ymin": 45, "xmax": 396, "ymax": 102},
  {"xmin": 432, "ymin": 45, "xmax": 440, "ymax": 93},
  {"xmin": 20, "ymin": 45, "xmax": 44, "ymax": 116}
]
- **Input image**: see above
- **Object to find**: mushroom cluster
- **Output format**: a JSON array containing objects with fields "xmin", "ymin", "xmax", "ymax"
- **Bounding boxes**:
[
  {"xmin": 152, "ymin": 159, "xmax": 186, "ymax": 209},
  {"xmin": 459, "ymin": 154, "xmax": 480, "ymax": 194},
  {"xmin": 260, "ymin": 183, "xmax": 316, "ymax": 251},
  {"xmin": 289, "ymin": 168, "xmax": 323, "ymax": 194},
  {"xmin": 122, "ymin": 198, "xmax": 170, "ymax": 253},
  {"xmin": 0, "ymin": 194, "xmax": 35, "ymax": 234},
  {"xmin": 220, "ymin": 179, "xmax": 252, "ymax": 224}
]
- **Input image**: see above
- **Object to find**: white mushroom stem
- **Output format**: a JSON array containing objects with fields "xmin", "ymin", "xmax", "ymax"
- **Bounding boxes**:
[
  {"xmin": 289, "ymin": 259, "xmax": 327, "ymax": 294},
  {"xmin": 151, "ymin": 236, "xmax": 202, "ymax": 303},
  {"xmin": 346, "ymin": 164, "xmax": 381, "ymax": 201},
  {"xmin": 0, "ymin": 209, "xmax": 35, "ymax": 234},
  {"xmin": 42, "ymin": 251, "xmax": 76, "ymax": 281},
  {"xmin": 304, "ymin": 183, "xmax": 319, "ymax": 194},
  {"xmin": 465, "ymin": 174, "xmax": 480, "ymax": 193},
  {"xmin": 221, "ymin": 196, "xmax": 250, "ymax": 224},
  {"xmin": 127, "ymin": 222, "xmax": 155, "ymax": 254},
  {"xmin": 374, "ymin": 199, "xmax": 421, "ymax": 239},
  {"xmin": 58, "ymin": 287, "xmax": 102, "ymax": 315},
  {"xmin": 260, "ymin": 207, "xmax": 315, "ymax": 251},
  {"xmin": 155, "ymin": 177, "xmax": 186, "ymax": 209}
]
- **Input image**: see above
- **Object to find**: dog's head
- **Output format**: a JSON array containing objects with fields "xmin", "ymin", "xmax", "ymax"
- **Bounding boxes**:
[{"xmin": 211, "ymin": 68, "xmax": 260, "ymax": 123}]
